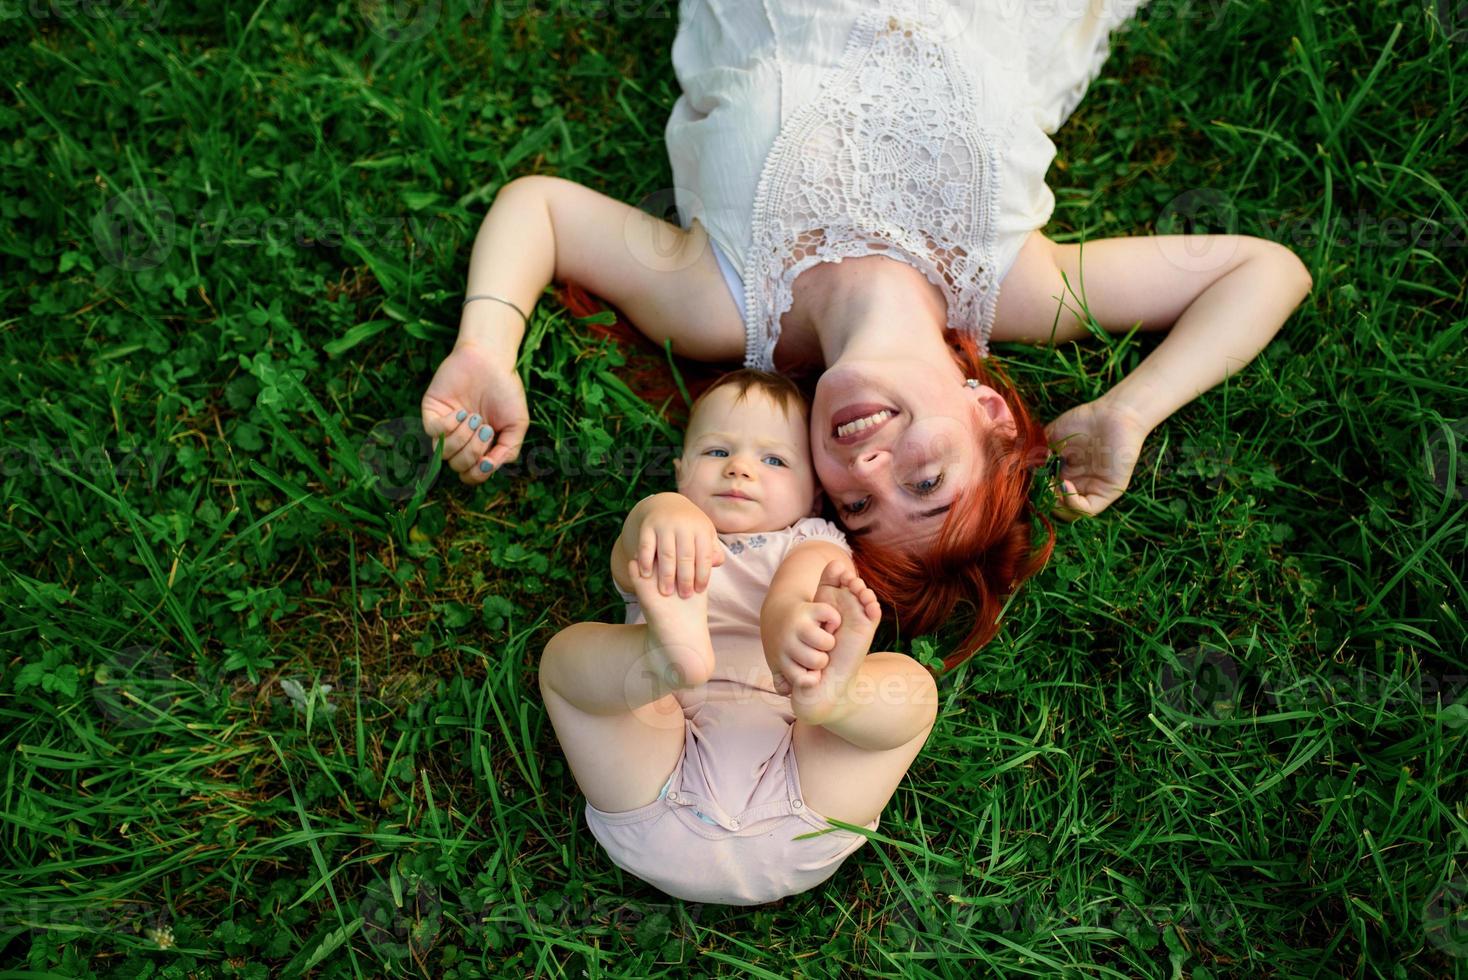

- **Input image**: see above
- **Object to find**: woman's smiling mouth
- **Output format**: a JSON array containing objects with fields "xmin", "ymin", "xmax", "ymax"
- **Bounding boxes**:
[{"xmin": 831, "ymin": 404, "xmax": 898, "ymax": 445}]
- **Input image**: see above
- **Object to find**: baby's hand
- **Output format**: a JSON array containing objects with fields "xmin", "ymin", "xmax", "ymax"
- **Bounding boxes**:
[
  {"xmin": 769, "ymin": 601, "xmax": 841, "ymax": 697},
  {"xmin": 635, "ymin": 494, "xmax": 726, "ymax": 598}
]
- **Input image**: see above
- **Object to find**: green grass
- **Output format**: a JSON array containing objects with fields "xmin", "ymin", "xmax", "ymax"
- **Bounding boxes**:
[{"xmin": 1, "ymin": 0, "xmax": 1464, "ymax": 976}]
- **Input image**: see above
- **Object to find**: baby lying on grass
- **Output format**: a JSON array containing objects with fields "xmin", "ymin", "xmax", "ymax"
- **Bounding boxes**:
[{"xmin": 538, "ymin": 369, "xmax": 938, "ymax": 906}]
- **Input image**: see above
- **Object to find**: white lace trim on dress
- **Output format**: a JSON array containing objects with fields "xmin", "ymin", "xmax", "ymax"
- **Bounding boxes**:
[{"xmin": 742, "ymin": 0, "xmax": 1005, "ymax": 371}]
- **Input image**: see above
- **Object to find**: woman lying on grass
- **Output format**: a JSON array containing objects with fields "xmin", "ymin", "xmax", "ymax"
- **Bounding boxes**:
[
  {"xmin": 421, "ymin": 0, "xmax": 1314, "ymax": 665},
  {"xmin": 538, "ymin": 368, "xmax": 936, "ymax": 905}
]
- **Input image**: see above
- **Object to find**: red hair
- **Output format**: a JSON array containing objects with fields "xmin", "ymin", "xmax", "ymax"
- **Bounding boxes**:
[{"xmin": 848, "ymin": 330, "xmax": 1056, "ymax": 672}]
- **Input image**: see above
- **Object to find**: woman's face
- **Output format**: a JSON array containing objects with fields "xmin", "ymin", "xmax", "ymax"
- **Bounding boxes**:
[{"xmin": 810, "ymin": 356, "xmax": 1012, "ymax": 551}]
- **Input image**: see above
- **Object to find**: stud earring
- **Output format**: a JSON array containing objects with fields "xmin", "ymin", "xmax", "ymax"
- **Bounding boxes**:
[{"xmin": 964, "ymin": 378, "xmax": 979, "ymax": 388}]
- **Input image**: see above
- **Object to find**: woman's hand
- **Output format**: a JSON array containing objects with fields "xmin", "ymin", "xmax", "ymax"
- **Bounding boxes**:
[
  {"xmin": 420, "ymin": 342, "xmax": 529, "ymax": 482},
  {"xmin": 1044, "ymin": 397, "xmax": 1152, "ymax": 519}
]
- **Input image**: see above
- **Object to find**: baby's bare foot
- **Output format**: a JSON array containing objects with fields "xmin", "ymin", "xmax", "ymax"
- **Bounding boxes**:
[
  {"xmin": 629, "ymin": 560, "xmax": 715, "ymax": 691},
  {"xmin": 793, "ymin": 561, "xmax": 880, "ymax": 722}
]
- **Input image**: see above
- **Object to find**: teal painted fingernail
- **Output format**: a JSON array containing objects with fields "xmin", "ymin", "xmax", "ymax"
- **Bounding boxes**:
[
  {"xmin": 479, "ymin": 460, "xmax": 493, "ymax": 473},
  {"xmin": 478, "ymin": 425, "xmax": 492, "ymax": 442},
  {"xmin": 467, "ymin": 414, "xmax": 481, "ymax": 430},
  {"xmin": 455, "ymin": 409, "xmax": 467, "ymax": 422}
]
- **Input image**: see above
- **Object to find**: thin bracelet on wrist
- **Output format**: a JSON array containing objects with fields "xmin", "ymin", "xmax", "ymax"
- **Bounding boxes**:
[{"xmin": 462, "ymin": 293, "xmax": 529, "ymax": 324}]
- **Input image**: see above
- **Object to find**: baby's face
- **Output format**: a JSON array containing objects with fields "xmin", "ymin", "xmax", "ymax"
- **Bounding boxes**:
[{"xmin": 676, "ymin": 384, "xmax": 819, "ymax": 534}]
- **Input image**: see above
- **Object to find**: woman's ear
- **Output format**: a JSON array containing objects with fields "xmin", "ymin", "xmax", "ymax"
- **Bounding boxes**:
[{"xmin": 972, "ymin": 384, "xmax": 1018, "ymax": 439}]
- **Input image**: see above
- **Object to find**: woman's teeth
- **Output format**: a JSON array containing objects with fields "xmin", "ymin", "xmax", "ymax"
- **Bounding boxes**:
[{"xmin": 835, "ymin": 410, "xmax": 893, "ymax": 438}]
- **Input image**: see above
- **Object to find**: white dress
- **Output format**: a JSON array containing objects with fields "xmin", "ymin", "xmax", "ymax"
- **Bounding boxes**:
[{"xmin": 664, "ymin": 0, "xmax": 1152, "ymax": 370}]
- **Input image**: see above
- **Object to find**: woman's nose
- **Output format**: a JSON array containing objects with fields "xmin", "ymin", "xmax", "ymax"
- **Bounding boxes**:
[{"xmin": 850, "ymin": 450, "xmax": 886, "ymax": 478}]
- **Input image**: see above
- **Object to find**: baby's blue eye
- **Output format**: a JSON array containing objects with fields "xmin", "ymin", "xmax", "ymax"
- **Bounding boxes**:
[
  {"xmin": 762, "ymin": 455, "xmax": 787, "ymax": 467},
  {"xmin": 704, "ymin": 448, "xmax": 728, "ymax": 457}
]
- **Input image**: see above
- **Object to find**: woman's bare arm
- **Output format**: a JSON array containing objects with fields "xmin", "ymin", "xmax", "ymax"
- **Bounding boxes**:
[
  {"xmin": 990, "ymin": 230, "xmax": 1313, "ymax": 515},
  {"xmin": 458, "ymin": 175, "xmax": 746, "ymax": 363},
  {"xmin": 992, "ymin": 230, "xmax": 1311, "ymax": 352},
  {"xmin": 423, "ymin": 176, "xmax": 746, "ymax": 481}
]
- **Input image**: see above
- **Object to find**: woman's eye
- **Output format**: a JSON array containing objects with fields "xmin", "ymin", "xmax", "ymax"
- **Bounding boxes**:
[
  {"xmin": 841, "ymin": 497, "xmax": 870, "ymax": 516},
  {"xmin": 762, "ymin": 455, "xmax": 787, "ymax": 467},
  {"xmin": 704, "ymin": 448, "xmax": 728, "ymax": 457},
  {"xmin": 912, "ymin": 473, "xmax": 945, "ymax": 495}
]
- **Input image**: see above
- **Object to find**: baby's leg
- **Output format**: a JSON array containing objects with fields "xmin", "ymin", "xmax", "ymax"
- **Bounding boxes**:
[
  {"xmin": 791, "ymin": 653, "xmax": 937, "ymax": 827},
  {"xmin": 789, "ymin": 565, "xmax": 939, "ymax": 827},
  {"xmin": 538, "ymin": 565, "xmax": 715, "ymax": 813}
]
